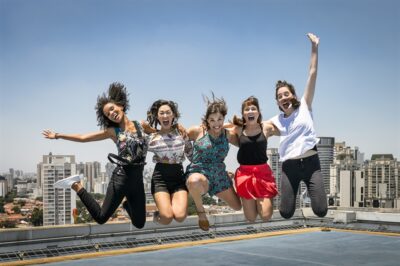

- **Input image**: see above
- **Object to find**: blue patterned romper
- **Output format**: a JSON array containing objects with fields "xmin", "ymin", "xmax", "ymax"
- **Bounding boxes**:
[{"xmin": 186, "ymin": 130, "xmax": 232, "ymax": 196}]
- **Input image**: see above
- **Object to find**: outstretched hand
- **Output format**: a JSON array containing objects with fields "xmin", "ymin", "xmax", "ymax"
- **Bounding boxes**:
[
  {"xmin": 42, "ymin": 129, "xmax": 57, "ymax": 139},
  {"xmin": 307, "ymin": 33, "xmax": 319, "ymax": 46}
]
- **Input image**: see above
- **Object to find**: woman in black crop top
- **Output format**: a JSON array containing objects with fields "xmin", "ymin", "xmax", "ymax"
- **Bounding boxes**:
[
  {"xmin": 42, "ymin": 82, "xmax": 154, "ymax": 228},
  {"xmin": 229, "ymin": 96, "xmax": 278, "ymax": 222}
]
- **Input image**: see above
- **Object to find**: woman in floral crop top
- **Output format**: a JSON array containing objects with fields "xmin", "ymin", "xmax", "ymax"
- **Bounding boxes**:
[{"xmin": 147, "ymin": 99, "xmax": 193, "ymax": 225}]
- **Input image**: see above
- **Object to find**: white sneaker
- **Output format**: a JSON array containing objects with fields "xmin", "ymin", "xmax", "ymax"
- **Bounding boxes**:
[{"xmin": 54, "ymin": 174, "xmax": 82, "ymax": 189}]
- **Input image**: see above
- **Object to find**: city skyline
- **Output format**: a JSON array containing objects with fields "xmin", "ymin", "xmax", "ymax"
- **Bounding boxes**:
[{"xmin": 1, "ymin": 0, "xmax": 399, "ymax": 173}]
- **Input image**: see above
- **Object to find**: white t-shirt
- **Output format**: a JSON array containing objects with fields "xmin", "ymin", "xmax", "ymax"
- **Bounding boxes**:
[{"xmin": 270, "ymin": 97, "xmax": 319, "ymax": 162}]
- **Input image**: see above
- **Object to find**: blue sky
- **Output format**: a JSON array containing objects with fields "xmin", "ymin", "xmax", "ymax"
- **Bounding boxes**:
[{"xmin": 1, "ymin": 0, "xmax": 399, "ymax": 173}]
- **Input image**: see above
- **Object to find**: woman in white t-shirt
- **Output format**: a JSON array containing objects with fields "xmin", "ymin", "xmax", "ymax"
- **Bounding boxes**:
[{"xmin": 269, "ymin": 33, "xmax": 328, "ymax": 219}]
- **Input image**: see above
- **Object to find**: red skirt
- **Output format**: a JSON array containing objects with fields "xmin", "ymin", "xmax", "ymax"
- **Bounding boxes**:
[{"xmin": 234, "ymin": 164, "xmax": 278, "ymax": 199}]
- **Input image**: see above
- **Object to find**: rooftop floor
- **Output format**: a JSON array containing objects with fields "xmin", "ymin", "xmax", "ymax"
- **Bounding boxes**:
[{"xmin": 1, "ymin": 208, "xmax": 400, "ymax": 266}]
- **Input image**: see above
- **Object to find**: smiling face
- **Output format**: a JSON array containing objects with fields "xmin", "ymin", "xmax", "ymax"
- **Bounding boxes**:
[
  {"xmin": 157, "ymin": 104, "xmax": 174, "ymax": 131},
  {"xmin": 206, "ymin": 112, "xmax": 225, "ymax": 134},
  {"xmin": 243, "ymin": 104, "xmax": 260, "ymax": 126},
  {"xmin": 276, "ymin": 86, "xmax": 296, "ymax": 114},
  {"xmin": 103, "ymin": 102, "xmax": 125, "ymax": 124}
]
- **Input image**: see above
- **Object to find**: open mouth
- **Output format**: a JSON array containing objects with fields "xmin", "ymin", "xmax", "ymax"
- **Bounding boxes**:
[
  {"xmin": 282, "ymin": 102, "xmax": 291, "ymax": 109},
  {"xmin": 112, "ymin": 113, "xmax": 119, "ymax": 120},
  {"xmin": 162, "ymin": 121, "xmax": 170, "ymax": 127},
  {"xmin": 247, "ymin": 116, "xmax": 255, "ymax": 121}
]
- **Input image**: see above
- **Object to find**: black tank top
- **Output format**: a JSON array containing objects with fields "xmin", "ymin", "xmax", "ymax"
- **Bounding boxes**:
[{"xmin": 237, "ymin": 131, "xmax": 268, "ymax": 165}]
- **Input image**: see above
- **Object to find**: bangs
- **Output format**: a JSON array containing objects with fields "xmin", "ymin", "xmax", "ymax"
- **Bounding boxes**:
[{"xmin": 242, "ymin": 97, "xmax": 260, "ymax": 112}]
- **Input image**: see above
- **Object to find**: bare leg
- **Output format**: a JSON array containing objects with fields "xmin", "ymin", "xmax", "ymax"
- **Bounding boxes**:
[
  {"xmin": 257, "ymin": 198, "xmax": 273, "ymax": 222},
  {"xmin": 153, "ymin": 192, "xmax": 173, "ymax": 225},
  {"xmin": 241, "ymin": 198, "xmax": 257, "ymax": 222},
  {"xmin": 186, "ymin": 173, "xmax": 209, "ymax": 230},
  {"xmin": 216, "ymin": 187, "xmax": 242, "ymax": 211},
  {"xmin": 171, "ymin": 190, "xmax": 188, "ymax": 222}
]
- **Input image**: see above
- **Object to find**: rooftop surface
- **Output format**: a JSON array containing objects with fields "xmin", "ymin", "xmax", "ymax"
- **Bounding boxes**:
[
  {"xmin": 42, "ymin": 229, "xmax": 400, "ymax": 266},
  {"xmin": 1, "ymin": 208, "xmax": 400, "ymax": 266}
]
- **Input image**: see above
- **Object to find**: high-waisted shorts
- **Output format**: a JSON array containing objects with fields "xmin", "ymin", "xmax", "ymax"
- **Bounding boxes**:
[
  {"xmin": 151, "ymin": 163, "xmax": 188, "ymax": 195},
  {"xmin": 234, "ymin": 163, "xmax": 278, "ymax": 199}
]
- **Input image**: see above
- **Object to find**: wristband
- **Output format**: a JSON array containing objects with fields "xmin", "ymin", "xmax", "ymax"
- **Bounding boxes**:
[{"xmin": 55, "ymin": 133, "xmax": 59, "ymax": 139}]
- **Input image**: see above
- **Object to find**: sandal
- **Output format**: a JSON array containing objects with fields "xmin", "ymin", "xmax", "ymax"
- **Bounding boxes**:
[{"xmin": 197, "ymin": 210, "xmax": 209, "ymax": 231}]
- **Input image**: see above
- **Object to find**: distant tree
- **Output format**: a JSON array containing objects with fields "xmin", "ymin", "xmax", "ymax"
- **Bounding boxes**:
[
  {"xmin": 5, "ymin": 191, "xmax": 16, "ymax": 203},
  {"xmin": 91, "ymin": 193, "xmax": 105, "ymax": 201},
  {"xmin": 0, "ymin": 197, "xmax": 4, "ymax": 213},
  {"xmin": 30, "ymin": 208, "xmax": 43, "ymax": 226},
  {"xmin": 0, "ymin": 219, "xmax": 17, "ymax": 228},
  {"xmin": 187, "ymin": 196, "xmax": 196, "ymax": 215},
  {"xmin": 76, "ymin": 200, "xmax": 94, "ymax": 223},
  {"xmin": 187, "ymin": 194, "xmax": 217, "ymax": 216},
  {"xmin": 203, "ymin": 195, "xmax": 217, "ymax": 205},
  {"xmin": 12, "ymin": 205, "xmax": 21, "ymax": 214},
  {"xmin": 35, "ymin": 196, "xmax": 43, "ymax": 201}
]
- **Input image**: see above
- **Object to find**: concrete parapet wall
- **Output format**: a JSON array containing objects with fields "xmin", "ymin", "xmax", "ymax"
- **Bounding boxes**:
[{"xmin": 355, "ymin": 211, "xmax": 400, "ymax": 223}]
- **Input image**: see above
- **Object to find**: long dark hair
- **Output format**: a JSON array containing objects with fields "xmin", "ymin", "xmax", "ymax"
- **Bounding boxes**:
[
  {"xmin": 232, "ymin": 96, "xmax": 262, "ymax": 128},
  {"xmin": 202, "ymin": 93, "xmax": 227, "ymax": 129},
  {"xmin": 147, "ymin": 99, "xmax": 180, "ymax": 129},
  {"xmin": 95, "ymin": 82, "xmax": 130, "ymax": 129},
  {"xmin": 275, "ymin": 80, "xmax": 300, "ymax": 111}
]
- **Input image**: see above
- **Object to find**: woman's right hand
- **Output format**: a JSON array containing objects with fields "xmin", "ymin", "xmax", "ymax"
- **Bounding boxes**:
[
  {"xmin": 42, "ymin": 129, "xmax": 58, "ymax": 139},
  {"xmin": 307, "ymin": 33, "xmax": 319, "ymax": 47}
]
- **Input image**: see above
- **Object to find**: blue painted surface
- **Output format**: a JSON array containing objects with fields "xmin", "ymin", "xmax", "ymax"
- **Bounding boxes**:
[{"xmin": 45, "ymin": 231, "xmax": 400, "ymax": 266}]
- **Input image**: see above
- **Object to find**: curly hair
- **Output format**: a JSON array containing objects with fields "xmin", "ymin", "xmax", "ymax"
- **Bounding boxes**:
[
  {"xmin": 147, "ymin": 99, "xmax": 180, "ymax": 129},
  {"xmin": 275, "ymin": 80, "xmax": 300, "ymax": 111},
  {"xmin": 202, "ymin": 93, "xmax": 227, "ymax": 129},
  {"xmin": 95, "ymin": 82, "xmax": 130, "ymax": 129},
  {"xmin": 232, "ymin": 96, "xmax": 262, "ymax": 128}
]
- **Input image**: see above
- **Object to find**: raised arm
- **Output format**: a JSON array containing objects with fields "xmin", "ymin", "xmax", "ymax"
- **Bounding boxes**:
[
  {"xmin": 226, "ymin": 127, "xmax": 239, "ymax": 147},
  {"xmin": 42, "ymin": 128, "xmax": 115, "ymax": 143},
  {"xmin": 262, "ymin": 120, "xmax": 280, "ymax": 138},
  {"xmin": 187, "ymin": 125, "xmax": 203, "ymax": 141},
  {"xmin": 303, "ymin": 33, "xmax": 319, "ymax": 109},
  {"xmin": 140, "ymin": 120, "xmax": 157, "ymax": 134}
]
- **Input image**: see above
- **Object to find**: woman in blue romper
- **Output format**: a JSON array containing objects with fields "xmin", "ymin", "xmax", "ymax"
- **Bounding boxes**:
[
  {"xmin": 43, "ymin": 82, "xmax": 153, "ymax": 228},
  {"xmin": 186, "ymin": 94, "xmax": 241, "ymax": 231}
]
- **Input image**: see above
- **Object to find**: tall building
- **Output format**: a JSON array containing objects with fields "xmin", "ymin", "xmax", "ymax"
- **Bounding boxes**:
[
  {"xmin": 317, "ymin": 137, "xmax": 335, "ymax": 195},
  {"xmin": 267, "ymin": 148, "xmax": 281, "ymax": 209},
  {"xmin": 105, "ymin": 162, "xmax": 115, "ymax": 179},
  {"xmin": 339, "ymin": 170, "xmax": 364, "ymax": 207},
  {"xmin": 7, "ymin": 168, "xmax": 14, "ymax": 191},
  {"xmin": 364, "ymin": 154, "xmax": 399, "ymax": 208},
  {"xmin": 329, "ymin": 142, "xmax": 364, "ymax": 207},
  {"xmin": 36, "ymin": 163, "xmax": 43, "ymax": 190},
  {"xmin": 84, "ymin": 162, "xmax": 101, "ymax": 193},
  {"xmin": 0, "ymin": 176, "xmax": 8, "ymax": 197},
  {"xmin": 94, "ymin": 172, "xmax": 110, "ymax": 195},
  {"xmin": 38, "ymin": 153, "xmax": 77, "ymax": 226}
]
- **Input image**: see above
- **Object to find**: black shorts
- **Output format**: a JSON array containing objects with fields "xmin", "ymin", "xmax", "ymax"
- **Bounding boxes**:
[{"xmin": 151, "ymin": 163, "xmax": 188, "ymax": 195}]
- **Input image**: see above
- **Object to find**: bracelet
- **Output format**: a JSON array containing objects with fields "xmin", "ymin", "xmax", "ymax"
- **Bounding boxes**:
[{"xmin": 55, "ymin": 133, "xmax": 59, "ymax": 139}]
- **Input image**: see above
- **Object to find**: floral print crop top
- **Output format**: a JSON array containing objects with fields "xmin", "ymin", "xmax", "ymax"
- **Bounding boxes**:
[{"xmin": 148, "ymin": 128, "xmax": 193, "ymax": 164}]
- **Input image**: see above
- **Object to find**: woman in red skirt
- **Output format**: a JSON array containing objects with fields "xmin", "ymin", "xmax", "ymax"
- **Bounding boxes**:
[{"xmin": 230, "ymin": 96, "xmax": 278, "ymax": 222}]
